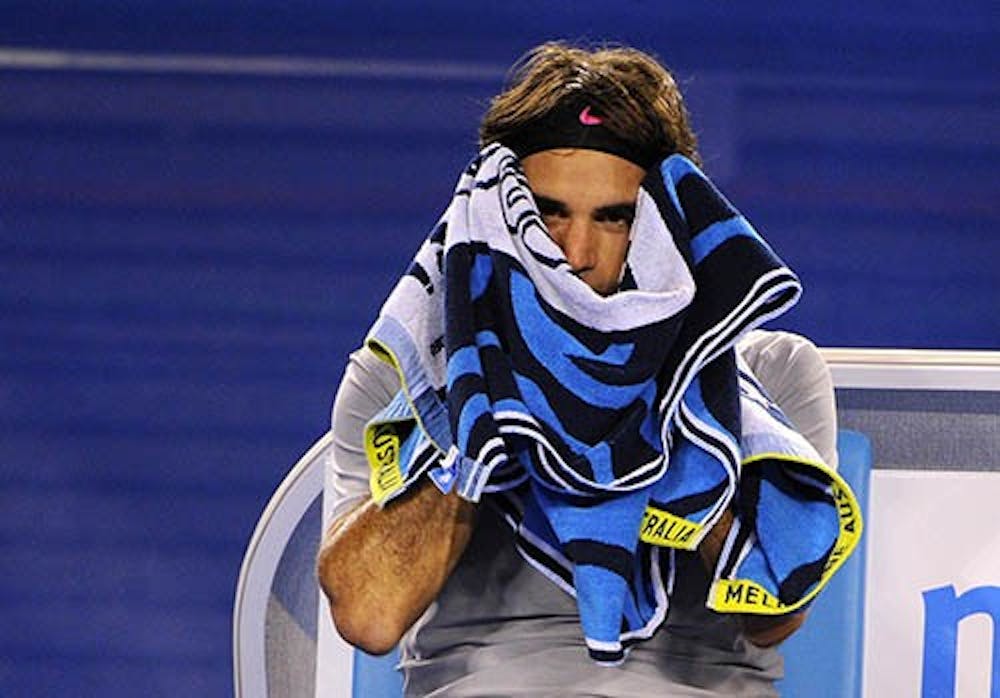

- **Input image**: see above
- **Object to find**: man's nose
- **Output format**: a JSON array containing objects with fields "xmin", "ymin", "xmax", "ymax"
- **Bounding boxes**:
[{"xmin": 558, "ymin": 218, "xmax": 596, "ymax": 273}]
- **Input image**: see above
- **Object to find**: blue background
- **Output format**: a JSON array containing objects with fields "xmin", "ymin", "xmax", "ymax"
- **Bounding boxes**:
[{"xmin": 1, "ymin": 2, "xmax": 997, "ymax": 695}]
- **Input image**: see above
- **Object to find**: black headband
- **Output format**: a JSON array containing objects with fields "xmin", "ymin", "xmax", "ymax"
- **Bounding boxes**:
[{"xmin": 503, "ymin": 97, "xmax": 661, "ymax": 170}]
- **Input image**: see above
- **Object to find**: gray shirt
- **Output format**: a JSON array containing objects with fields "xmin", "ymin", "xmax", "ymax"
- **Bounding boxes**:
[{"xmin": 328, "ymin": 330, "xmax": 838, "ymax": 697}]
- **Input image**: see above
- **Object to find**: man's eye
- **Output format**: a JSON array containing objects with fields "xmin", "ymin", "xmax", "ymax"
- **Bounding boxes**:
[
  {"xmin": 595, "ymin": 212, "xmax": 633, "ymax": 226},
  {"xmin": 541, "ymin": 213, "xmax": 567, "ymax": 232}
]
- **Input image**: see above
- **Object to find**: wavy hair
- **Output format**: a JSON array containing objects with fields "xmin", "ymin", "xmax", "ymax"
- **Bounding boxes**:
[{"xmin": 480, "ymin": 42, "xmax": 700, "ymax": 166}]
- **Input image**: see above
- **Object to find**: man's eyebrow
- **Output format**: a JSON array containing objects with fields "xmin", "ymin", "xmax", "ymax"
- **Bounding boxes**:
[
  {"xmin": 594, "ymin": 203, "xmax": 637, "ymax": 219},
  {"xmin": 532, "ymin": 193, "xmax": 567, "ymax": 213}
]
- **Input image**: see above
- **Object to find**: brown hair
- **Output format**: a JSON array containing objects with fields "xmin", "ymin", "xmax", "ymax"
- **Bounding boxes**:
[{"xmin": 479, "ymin": 42, "xmax": 700, "ymax": 166}]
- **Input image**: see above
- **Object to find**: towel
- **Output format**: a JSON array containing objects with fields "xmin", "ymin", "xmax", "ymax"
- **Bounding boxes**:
[
  {"xmin": 707, "ymin": 358, "xmax": 863, "ymax": 616},
  {"xmin": 362, "ymin": 144, "xmax": 862, "ymax": 663}
]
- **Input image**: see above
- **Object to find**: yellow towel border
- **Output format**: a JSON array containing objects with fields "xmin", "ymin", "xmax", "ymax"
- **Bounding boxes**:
[{"xmin": 364, "ymin": 338, "xmax": 450, "ymax": 505}]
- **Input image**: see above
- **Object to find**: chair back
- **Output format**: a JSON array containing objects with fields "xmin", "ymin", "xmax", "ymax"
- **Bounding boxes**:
[{"xmin": 234, "ymin": 433, "xmax": 331, "ymax": 697}]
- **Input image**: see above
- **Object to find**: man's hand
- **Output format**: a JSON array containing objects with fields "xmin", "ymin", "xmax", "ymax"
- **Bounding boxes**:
[
  {"xmin": 697, "ymin": 508, "xmax": 807, "ymax": 647},
  {"xmin": 741, "ymin": 611, "xmax": 807, "ymax": 647}
]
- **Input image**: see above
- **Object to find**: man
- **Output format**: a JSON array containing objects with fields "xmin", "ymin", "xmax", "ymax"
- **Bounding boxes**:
[{"xmin": 317, "ymin": 42, "xmax": 840, "ymax": 696}]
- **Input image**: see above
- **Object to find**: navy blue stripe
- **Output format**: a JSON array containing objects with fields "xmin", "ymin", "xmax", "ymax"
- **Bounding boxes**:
[
  {"xmin": 676, "ymin": 172, "xmax": 739, "ymax": 237},
  {"xmin": 650, "ymin": 480, "xmax": 729, "ymax": 518},
  {"xmin": 564, "ymin": 540, "xmax": 632, "ymax": 579}
]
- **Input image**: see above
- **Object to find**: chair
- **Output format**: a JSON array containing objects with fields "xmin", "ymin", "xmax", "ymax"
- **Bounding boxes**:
[
  {"xmin": 233, "ymin": 432, "xmax": 330, "ymax": 698},
  {"xmin": 234, "ymin": 429, "xmax": 871, "ymax": 697},
  {"xmin": 233, "ymin": 432, "xmax": 403, "ymax": 698}
]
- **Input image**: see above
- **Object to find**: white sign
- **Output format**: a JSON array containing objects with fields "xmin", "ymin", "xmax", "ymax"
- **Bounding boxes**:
[{"xmin": 864, "ymin": 471, "xmax": 1000, "ymax": 697}]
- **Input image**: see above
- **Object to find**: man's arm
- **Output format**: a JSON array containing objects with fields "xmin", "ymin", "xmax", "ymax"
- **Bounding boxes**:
[
  {"xmin": 317, "ymin": 482, "xmax": 476, "ymax": 655},
  {"xmin": 316, "ymin": 346, "xmax": 476, "ymax": 655}
]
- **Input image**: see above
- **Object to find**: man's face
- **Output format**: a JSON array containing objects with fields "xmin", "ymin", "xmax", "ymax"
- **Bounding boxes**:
[{"xmin": 521, "ymin": 149, "xmax": 646, "ymax": 296}]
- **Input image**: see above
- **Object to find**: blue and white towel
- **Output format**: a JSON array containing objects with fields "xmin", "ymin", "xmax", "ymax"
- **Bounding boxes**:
[
  {"xmin": 362, "ymin": 144, "xmax": 862, "ymax": 664},
  {"xmin": 706, "ymin": 358, "xmax": 862, "ymax": 618}
]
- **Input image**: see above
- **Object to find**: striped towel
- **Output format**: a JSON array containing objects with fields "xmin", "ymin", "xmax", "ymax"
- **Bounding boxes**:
[{"xmin": 362, "ymin": 144, "xmax": 862, "ymax": 663}]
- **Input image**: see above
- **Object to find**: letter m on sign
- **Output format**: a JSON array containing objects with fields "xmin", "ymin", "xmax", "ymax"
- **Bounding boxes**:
[{"xmin": 921, "ymin": 585, "xmax": 1000, "ymax": 698}]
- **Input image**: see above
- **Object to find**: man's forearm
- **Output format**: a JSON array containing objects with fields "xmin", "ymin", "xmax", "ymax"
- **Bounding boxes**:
[
  {"xmin": 317, "ymin": 479, "xmax": 476, "ymax": 654},
  {"xmin": 697, "ymin": 508, "xmax": 806, "ymax": 647}
]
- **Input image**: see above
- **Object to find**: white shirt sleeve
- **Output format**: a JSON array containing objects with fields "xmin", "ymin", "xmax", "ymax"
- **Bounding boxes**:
[
  {"xmin": 737, "ymin": 329, "xmax": 839, "ymax": 469},
  {"xmin": 326, "ymin": 346, "xmax": 401, "ymax": 523}
]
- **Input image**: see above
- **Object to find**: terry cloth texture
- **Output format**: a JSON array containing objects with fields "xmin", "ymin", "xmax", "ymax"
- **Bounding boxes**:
[{"xmin": 362, "ymin": 144, "xmax": 862, "ymax": 664}]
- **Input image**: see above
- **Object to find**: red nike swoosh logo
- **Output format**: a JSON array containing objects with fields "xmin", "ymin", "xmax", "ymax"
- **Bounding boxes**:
[{"xmin": 579, "ymin": 106, "xmax": 603, "ymax": 126}]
